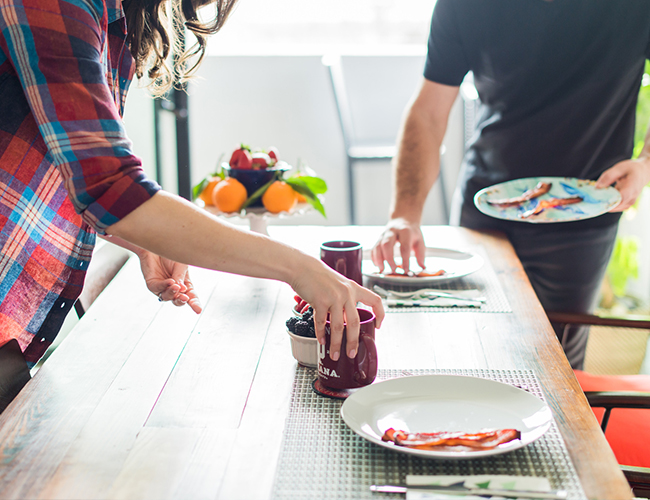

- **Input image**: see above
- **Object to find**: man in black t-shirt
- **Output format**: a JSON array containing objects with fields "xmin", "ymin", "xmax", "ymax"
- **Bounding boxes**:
[{"xmin": 372, "ymin": 0, "xmax": 650, "ymax": 369}]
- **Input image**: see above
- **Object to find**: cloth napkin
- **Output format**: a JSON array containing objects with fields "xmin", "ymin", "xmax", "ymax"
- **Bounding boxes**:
[
  {"xmin": 385, "ymin": 295, "xmax": 482, "ymax": 308},
  {"xmin": 405, "ymin": 475, "xmax": 552, "ymax": 499}
]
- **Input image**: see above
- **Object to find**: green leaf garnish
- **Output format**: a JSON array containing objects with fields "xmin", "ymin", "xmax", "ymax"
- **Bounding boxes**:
[
  {"xmin": 192, "ymin": 178, "xmax": 208, "ymax": 201},
  {"xmin": 286, "ymin": 175, "xmax": 327, "ymax": 195},
  {"xmin": 285, "ymin": 176, "xmax": 327, "ymax": 217}
]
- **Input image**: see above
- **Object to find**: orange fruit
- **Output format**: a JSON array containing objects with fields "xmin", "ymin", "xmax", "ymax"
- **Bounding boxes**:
[
  {"xmin": 262, "ymin": 181, "xmax": 298, "ymax": 213},
  {"xmin": 198, "ymin": 177, "xmax": 221, "ymax": 206},
  {"xmin": 212, "ymin": 178, "xmax": 248, "ymax": 213},
  {"xmin": 294, "ymin": 189, "xmax": 307, "ymax": 203}
]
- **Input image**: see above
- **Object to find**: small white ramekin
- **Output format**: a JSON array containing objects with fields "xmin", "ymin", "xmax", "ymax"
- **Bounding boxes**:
[{"xmin": 287, "ymin": 329, "xmax": 318, "ymax": 368}]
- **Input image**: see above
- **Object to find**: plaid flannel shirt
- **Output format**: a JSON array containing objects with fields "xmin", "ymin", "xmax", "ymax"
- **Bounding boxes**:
[{"xmin": 0, "ymin": 0, "xmax": 160, "ymax": 364}]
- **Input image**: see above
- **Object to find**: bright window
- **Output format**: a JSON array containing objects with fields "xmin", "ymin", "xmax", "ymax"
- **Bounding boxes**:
[{"xmin": 206, "ymin": 0, "xmax": 436, "ymax": 55}]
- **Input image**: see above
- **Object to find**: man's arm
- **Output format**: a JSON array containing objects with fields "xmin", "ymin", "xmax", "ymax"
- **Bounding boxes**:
[
  {"xmin": 596, "ymin": 120, "xmax": 650, "ymax": 211},
  {"xmin": 371, "ymin": 78, "xmax": 459, "ymax": 273}
]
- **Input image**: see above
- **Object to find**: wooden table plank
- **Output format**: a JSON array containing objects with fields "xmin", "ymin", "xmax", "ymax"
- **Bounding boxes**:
[
  {"xmin": 216, "ymin": 284, "xmax": 298, "ymax": 500},
  {"xmin": 145, "ymin": 274, "xmax": 282, "ymax": 429},
  {"xmin": 0, "ymin": 258, "xmax": 163, "ymax": 500},
  {"xmin": 37, "ymin": 267, "xmax": 210, "ymax": 500},
  {"xmin": 106, "ymin": 427, "xmax": 202, "ymax": 500},
  {"xmin": 172, "ymin": 428, "xmax": 237, "ymax": 500}
]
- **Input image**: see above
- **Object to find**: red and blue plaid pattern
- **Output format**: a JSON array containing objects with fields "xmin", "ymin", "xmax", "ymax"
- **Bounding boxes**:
[{"xmin": 0, "ymin": 0, "xmax": 160, "ymax": 364}]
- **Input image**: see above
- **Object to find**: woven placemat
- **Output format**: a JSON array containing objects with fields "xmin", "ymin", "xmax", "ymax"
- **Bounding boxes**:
[
  {"xmin": 271, "ymin": 367, "xmax": 587, "ymax": 500},
  {"xmin": 365, "ymin": 246, "xmax": 512, "ymax": 313}
]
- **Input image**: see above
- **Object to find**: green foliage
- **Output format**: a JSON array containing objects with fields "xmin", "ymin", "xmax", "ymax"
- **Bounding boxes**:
[
  {"xmin": 633, "ymin": 61, "xmax": 650, "ymax": 158},
  {"xmin": 285, "ymin": 175, "xmax": 328, "ymax": 217},
  {"xmin": 607, "ymin": 236, "xmax": 639, "ymax": 297},
  {"xmin": 604, "ymin": 63, "xmax": 649, "ymax": 299}
]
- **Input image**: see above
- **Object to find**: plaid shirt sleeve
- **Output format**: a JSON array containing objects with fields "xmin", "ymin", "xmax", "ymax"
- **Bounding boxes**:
[{"xmin": 0, "ymin": 0, "xmax": 160, "ymax": 234}]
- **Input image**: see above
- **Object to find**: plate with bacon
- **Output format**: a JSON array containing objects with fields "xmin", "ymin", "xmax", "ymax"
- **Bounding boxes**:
[
  {"xmin": 340, "ymin": 374, "xmax": 553, "ymax": 459},
  {"xmin": 474, "ymin": 176, "xmax": 621, "ymax": 223},
  {"xmin": 362, "ymin": 247, "xmax": 484, "ymax": 285}
]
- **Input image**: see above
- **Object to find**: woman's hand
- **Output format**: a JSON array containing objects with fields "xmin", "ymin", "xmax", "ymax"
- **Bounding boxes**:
[
  {"xmin": 596, "ymin": 157, "xmax": 650, "ymax": 212},
  {"xmin": 290, "ymin": 258, "xmax": 385, "ymax": 364},
  {"xmin": 138, "ymin": 252, "xmax": 202, "ymax": 314}
]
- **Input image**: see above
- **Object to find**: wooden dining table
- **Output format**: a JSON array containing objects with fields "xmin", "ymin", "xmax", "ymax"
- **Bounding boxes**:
[{"xmin": 0, "ymin": 225, "xmax": 632, "ymax": 500}]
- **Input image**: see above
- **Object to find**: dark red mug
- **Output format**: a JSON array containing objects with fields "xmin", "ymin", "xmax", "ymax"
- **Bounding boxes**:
[
  {"xmin": 320, "ymin": 240, "xmax": 363, "ymax": 286},
  {"xmin": 317, "ymin": 308, "xmax": 378, "ymax": 390}
]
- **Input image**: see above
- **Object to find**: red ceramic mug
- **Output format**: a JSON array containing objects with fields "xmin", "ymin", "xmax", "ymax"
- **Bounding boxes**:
[
  {"xmin": 320, "ymin": 240, "xmax": 363, "ymax": 286},
  {"xmin": 317, "ymin": 308, "xmax": 378, "ymax": 390}
]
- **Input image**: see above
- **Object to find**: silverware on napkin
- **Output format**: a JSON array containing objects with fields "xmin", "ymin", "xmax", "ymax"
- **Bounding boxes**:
[
  {"xmin": 373, "ymin": 285, "xmax": 486, "ymax": 304},
  {"xmin": 370, "ymin": 484, "xmax": 568, "ymax": 499},
  {"xmin": 385, "ymin": 298, "xmax": 481, "ymax": 308}
]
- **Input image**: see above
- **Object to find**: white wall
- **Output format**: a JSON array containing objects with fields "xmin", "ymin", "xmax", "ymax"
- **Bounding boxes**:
[
  {"xmin": 122, "ymin": 55, "xmax": 466, "ymax": 227},
  {"xmin": 122, "ymin": 84, "xmax": 157, "ymax": 182}
]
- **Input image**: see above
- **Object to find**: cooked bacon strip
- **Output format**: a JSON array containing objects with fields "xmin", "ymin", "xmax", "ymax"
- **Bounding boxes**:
[
  {"xmin": 383, "ymin": 266, "xmax": 446, "ymax": 278},
  {"xmin": 381, "ymin": 427, "xmax": 521, "ymax": 451},
  {"xmin": 487, "ymin": 181, "xmax": 552, "ymax": 207},
  {"xmin": 384, "ymin": 270, "xmax": 445, "ymax": 278},
  {"xmin": 519, "ymin": 196, "xmax": 583, "ymax": 219}
]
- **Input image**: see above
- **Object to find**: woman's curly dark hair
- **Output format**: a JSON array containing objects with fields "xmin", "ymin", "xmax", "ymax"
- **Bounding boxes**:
[{"xmin": 122, "ymin": 0, "xmax": 238, "ymax": 96}]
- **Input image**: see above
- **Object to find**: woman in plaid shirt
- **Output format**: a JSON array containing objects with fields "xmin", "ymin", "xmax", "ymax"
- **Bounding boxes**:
[{"xmin": 0, "ymin": 0, "xmax": 384, "ymax": 409}]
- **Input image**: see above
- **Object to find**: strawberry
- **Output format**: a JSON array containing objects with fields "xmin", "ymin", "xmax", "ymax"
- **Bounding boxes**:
[
  {"xmin": 251, "ymin": 152, "xmax": 271, "ymax": 169},
  {"xmin": 267, "ymin": 147, "xmax": 279, "ymax": 162},
  {"xmin": 229, "ymin": 147, "xmax": 253, "ymax": 169},
  {"xmin": 293, "ymin": 298, "xmax": 309, "ymax": 313}
]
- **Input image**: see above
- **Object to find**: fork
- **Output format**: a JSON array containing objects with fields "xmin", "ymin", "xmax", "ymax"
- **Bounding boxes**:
[{"xmin": 373, "ymin": 285, "xmax": 487, "ymax": 303}]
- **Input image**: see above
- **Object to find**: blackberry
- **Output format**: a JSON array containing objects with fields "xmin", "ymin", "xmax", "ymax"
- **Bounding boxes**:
[
  {"xmin": 301, "ymin": 306, "xmax": 314, "ymax": 321},
  {"xmin": 295, "ymin": 320, "xmax": 313, "ymax": 337},
  {"xmin": 286, "ymin": 316, "xmax": 299, "ymax": 333}
]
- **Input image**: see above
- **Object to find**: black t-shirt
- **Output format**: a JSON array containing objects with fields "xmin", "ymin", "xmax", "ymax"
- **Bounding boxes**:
[{"xmin": 425, "ymin": 0, "xmax": 650, "ymax": 230}]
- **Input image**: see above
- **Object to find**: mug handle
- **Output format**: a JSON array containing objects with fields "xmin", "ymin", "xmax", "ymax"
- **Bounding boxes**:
[{"xmin": 354, "ymin": 334, "xmax": 378, "ymax": 385}]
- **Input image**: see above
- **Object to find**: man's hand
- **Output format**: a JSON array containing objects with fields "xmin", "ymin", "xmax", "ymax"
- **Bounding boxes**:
[
  {"xmin": 138, "ymin": 252, "xmax": 202, "ymax": 314},
  {"xmin": 596, "ymin": 157, "xmax": 650, "ymax": 212},
  {"xmin": 371, "ymin": 218, "xmax": 426, "ymax": 274}
]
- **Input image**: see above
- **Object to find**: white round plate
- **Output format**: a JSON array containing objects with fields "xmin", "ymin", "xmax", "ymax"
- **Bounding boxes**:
[
  {"xmin": 362, "ymin": 247, "xmax": 484, "ymax": 285},
  {"xmin": 340, "ymin": 375, "xmax": 553, "ymax": 459},
  {"xmin": 474, "ymin": 176, "xmax": 621, "ymax": 223}
]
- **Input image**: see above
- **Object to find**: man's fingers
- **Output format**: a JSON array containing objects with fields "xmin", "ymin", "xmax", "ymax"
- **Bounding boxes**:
[
  {"xmin": 397, "ymin": 230, "xmax": 414, "ymax": 273},
  {"xmin": 414, "ymin": 238, "xmax": 427, "ymax": 270},
  {"xmin": 370, "ymin": 245, "xmax": 385, "ymax": 273},
  {"xmin": 380, "ymin": 241, "xmax": 398, "ymax": 273},
  {"xmin": 596, "ymin": 165, "xmax": 625, "ymax": 188}
]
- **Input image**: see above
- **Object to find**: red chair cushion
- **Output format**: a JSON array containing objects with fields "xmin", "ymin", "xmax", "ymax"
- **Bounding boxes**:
[{"xmin": 574, "ymin": 369, "xmax": 650, "ymax": 467}]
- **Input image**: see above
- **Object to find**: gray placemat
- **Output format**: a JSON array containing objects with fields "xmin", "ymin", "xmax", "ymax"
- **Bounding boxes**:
[
  {"xmin": 365, "ymin": 246, "xmax": 512, "ymax": 313},
  {"xmin": 271, "ymin": 367, "xmax": 587, "ymax": 500}
]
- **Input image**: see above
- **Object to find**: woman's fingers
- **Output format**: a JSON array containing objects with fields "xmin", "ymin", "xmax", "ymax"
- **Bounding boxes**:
[
  {"xmin": 358, "ymin": 286, "xmax": 385, "ymax": 328},
  {"xmin": 156, "ymin": 280, "xmax": 180, "ymax": 301},
  {"xmin": 327, "ymin": 306, "xmax": 345, "ymax": 361},
  {"xmin": 183, "ymin": 273, "xmax": 202, "ymax": 314},
  {"xmin": 343, "ymin": 303, "xmax": 360, "ymax": 359},
  {"xmin": 313, "ymin": 306, "xmax": 328, "ymax": 346}
]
